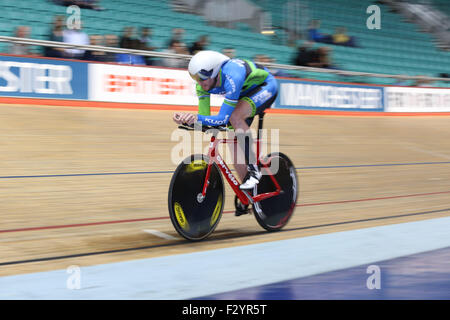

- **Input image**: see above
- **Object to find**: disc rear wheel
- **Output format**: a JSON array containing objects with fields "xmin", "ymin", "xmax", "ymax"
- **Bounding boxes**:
[{"xmin": 253, "ymin": 152, "xmax": 298, "ymax": 231}]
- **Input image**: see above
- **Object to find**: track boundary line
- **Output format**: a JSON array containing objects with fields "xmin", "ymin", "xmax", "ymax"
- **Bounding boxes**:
[{"xmin": 2, "ymin": 97, "xmax": 450, "ymax": 116}]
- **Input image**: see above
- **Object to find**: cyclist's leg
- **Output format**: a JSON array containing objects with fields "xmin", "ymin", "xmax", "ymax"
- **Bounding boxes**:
[
  {"xmin": 229, "ymin": 147, "xmax": 251, "ymax": 184},
  {"xmin": 229, "ymin": 100, "xmax": 254, "ymax": 182},
  {"xmin": 231, "ymin": 76, "xmax": 278, "ymax": 189}
]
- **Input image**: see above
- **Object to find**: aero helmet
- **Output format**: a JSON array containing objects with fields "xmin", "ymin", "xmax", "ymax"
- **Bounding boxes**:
[{"xmin": 188, "ymin": 50, "xmax": 230, "ymax": 82}]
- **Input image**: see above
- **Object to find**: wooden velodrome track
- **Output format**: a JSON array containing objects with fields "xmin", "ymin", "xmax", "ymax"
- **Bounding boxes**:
[{"xmin": 1, "ymin": 103, "xmax": 450, "ymax": 277}]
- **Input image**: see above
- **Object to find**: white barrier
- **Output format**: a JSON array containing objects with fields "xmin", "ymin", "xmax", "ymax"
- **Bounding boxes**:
[{"xmin": 385, "ymin": 87, "xmax": 450, "ymax": 112}]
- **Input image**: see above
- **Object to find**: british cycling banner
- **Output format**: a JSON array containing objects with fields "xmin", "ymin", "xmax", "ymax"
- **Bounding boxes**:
[{"xmin": 89, "ymin": 63, "xmax": 224, "ymax": 107}]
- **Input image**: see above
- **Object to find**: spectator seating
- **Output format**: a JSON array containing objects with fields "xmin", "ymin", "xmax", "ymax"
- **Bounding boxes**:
[{"xmin": 0, "ymin": 0, "xmax": 448, "ymax": 86}]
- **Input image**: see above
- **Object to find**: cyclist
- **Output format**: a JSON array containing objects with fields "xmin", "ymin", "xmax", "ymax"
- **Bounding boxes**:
[{"xmin": 173, "ymin": 50, "xmax": 278, "ymax": 194}]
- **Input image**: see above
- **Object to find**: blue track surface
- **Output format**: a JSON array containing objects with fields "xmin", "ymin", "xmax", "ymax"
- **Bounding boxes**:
[
  {"xmin": 1, "ymin": 217, "xmax": 449, "ymax": 299},
  {"xmin": 197, "ymin": 247, "xmax": 450, "ymax": 300}
]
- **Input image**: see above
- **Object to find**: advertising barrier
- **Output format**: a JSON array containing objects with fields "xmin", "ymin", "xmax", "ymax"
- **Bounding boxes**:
[
  {"xmin": 88, "ymin": 63, "xmax": 389, "ymax": 112},
  {"xmin": 275, "ymin": 78, "xmax": 385, "ymax": 112},
  {"xmin": 0, "ymin": 55, "xmax": 88, "ymax": 100},
  {"xmin": 88, "ymin": 63, "xmax": 224, "ymax": 107},
  {"xmin": 385, "ymin": 86, "xmax": 450, "ymax": 113},
  {"xmin": 1, "ymin": 54, "xmax": 449, "ymax": 114}
]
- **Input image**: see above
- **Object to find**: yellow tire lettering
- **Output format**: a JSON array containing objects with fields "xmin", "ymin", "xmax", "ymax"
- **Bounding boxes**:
[
  {"xmin": 174, "ymin": 202, "xmax": 189, "ymax": 230},
  {"xmin": 210, "ymin": 194, "xmax": 222, "ymax": 226},
  {"xmin": 185, "ymin": 160, "xmax": 207, "ymax": 173}
]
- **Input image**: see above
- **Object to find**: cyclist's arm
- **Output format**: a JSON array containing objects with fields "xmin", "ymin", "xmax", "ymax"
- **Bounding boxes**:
[
  {"xmin": 173, "ymin": 84, "xmax": 210, "ymax": 126},
  {"xmin": 197, "ymin": 70, "xmax": 244, "ymax": 127},
  {"xmin": 197, "ymin": 98, "xmax": 237, "ymax": 126},
  {"xmin": 196, "ymin": 84, "xmax": 211, "ymax": 116}
]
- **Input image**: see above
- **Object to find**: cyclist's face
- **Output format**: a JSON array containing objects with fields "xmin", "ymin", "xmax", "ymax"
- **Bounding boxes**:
[{"xmin": 198, "ymin": 77, "xmax": 215, "ymax": 91}]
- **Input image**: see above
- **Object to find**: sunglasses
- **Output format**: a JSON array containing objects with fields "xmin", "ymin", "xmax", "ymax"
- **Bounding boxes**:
[{"xmin": 190, "ymin": 68, "xmax": 213, "ymax": 82}]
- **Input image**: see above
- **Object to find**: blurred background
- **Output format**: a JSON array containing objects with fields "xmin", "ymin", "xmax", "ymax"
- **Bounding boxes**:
[{"xmin": 0, "ymin": 0, "xmax": 449, "ymax": 86}]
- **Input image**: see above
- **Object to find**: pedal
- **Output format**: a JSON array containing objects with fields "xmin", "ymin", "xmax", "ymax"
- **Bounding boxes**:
[
  {"xmin": 234, "ymin": 195, "xmax": 249, "ymax": 216},
  {"xmin": 235, "ymin": 207, "xmax": 249, "ymax": 217}
]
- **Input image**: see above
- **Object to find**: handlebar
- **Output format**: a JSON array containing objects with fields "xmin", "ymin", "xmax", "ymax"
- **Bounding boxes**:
[{"xmin": 178, "ymin": 123, "xmax": 229, "ymax": 132}]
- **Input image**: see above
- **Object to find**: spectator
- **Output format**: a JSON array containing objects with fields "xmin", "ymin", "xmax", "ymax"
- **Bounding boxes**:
[
  {"xmin": 413, "ymin": 75, "xmax": 434, "ymax": 87},
  {"xmin": 256, "ymin": 54, "xmax": 291, "ymax": 77},
  {"xmin": 139, "ymin": 27, "xmax": 157, "ymax": 65},
  {"xmin": 62, "ymin": 22, "xmax": 89, "ymax": 59},
  {"xmin": 393, "ymin": 77, "xmax": 409, "ymax": 86},
  {"xmin": 190, "ymin": 35, "xmax": 209, "ymax": 55},
  {"xmin": 53, "ymin": 0, "xmax": 104, "ymax": 11},
  {"xmin": 253, "ymin": 54, "xmax": 265, "ymax": 64},
  {"xmin": 83, "ymin": 34, "xmax": 107, "ymax": 61},
  {"xmin": 307, "ymin": 20, "xmax": 332, "ymax": 44},
  {"xmin": 139, "ymin": 27, "xmax": 156, "ymax": 51},
  {"xmin": 80, "ymin": 0, "xmax": 104, "ymax": 10},
  {"xmin": 332, "ymin": 26, "xmax": 358, "ymax": 47},
  {"xmin": 439, "ymin": 73, "xmax": 449, "ymax": 87},
  {"xmin": 10, "ymin": 26, "xmax": 35, "ymax": 56},
  {"xmin": 318, "ymin": 47, "xmax": 335, "ymax": 69},
  {"xmin": 222, "ymin": 47, "xmax": 236, "ymax": 59},
  {"xmin": 119, "ymin": 27, "xmax": 137, "ymax": 49},
  {"xmin": 293, "ymin": 41, "xmax": 314, "ymax": 67},
  {"xmin": 45, "ymin": 15, "xmax": 66, "ymax": 58},
  {"xmin": 103, "ymin": 34, "xmax": 119, "ymax": 62},
  {"xmin": 307, "ymin": 47, "xmax": 336, "ymax": 69},
  {"xmin": 117, "ymin": 38, "xmax": 146, "ymax": 65},
  {"xmin": 166, "ymin": 28, "xmax": 185, "ymax": 47},
  {"xmin": 161, "ymin": 40, "xmax": 189, "ymax": 68}
]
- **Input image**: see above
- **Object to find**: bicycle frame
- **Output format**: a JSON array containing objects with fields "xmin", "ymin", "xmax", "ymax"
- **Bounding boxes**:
[{"xmin": 200, "ymin": 130, "xmax": 282, "ymax": 207}]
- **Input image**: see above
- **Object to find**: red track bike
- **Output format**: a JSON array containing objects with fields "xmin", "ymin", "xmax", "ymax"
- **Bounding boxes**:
[{"xmin": 168, "ymin": 113, "xmax": 298, "ymax": 241}]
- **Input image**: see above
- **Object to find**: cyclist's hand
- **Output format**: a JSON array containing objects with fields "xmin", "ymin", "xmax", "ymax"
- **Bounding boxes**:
[
  {"xmin": 180, "ymin": 113, "xmax": 197, "ymax": 126},
  {"xmin": 173, "ymin": 112, "xmax": 183, "ymax": 124},
  {"xmin": 173, "ymin": 112, "xmax": 197, "ymax": 126}
]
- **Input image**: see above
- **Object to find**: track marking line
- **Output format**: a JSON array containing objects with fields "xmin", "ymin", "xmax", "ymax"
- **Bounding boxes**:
[
  {"xmin": 402, "ymin": 144, "xmax": 450, "ymax": 161},
  {"xmin": 143, "ymin": 229, "xmax": 179, "ymax": 240},
  {"xmin": 1, "ymin": 190, "xmax": 450, "ymax": 234},
  {"xmin": 1, "ymin": 161, "xmax": 450, "ymax": 180},
  {"xmin": 1, "ymin": 208, "xmax": 449, "ymax": 267}
]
